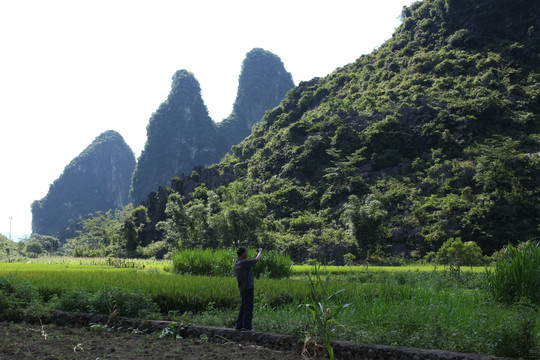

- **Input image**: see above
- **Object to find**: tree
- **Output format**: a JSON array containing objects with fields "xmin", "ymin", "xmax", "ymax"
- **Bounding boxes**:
[
  {"xmin": 207, "ymin": 192, "xmax": 267, "ymax": 249},
  {"xmin": 435, "ymin": 237, "xmax": 484, "ymax": 270},
  {"xmin": 343, "ymin": 194, "xmax": 388, "ymax": 258},
  {"xmin": 64, "ymin": 206, "xmax": 133, "ymax": 257},
  {"xmin": 156, "ymin": 193, "xmax": 190, "ymax": 250},
  {"xmin": 26, "ymin": 242, "xmax": 43, "ymax": 257},
  {"xmin": 121, "ymin": 206, "xmax": 150, "ymax": 256},
  {"xmin": 28, "ymin": 234, "xmax": 59, "ymax": 255}
]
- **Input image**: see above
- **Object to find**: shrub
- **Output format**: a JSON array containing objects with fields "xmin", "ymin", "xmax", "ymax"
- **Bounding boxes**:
[
  {"xmin": 254, "ymin": 250, "xmax": 293, "ymax": 279},
  {"xmin": 172, "ymin": 249, "xmax": 235, "ymax": 277},
  {"xmin": 435, "ymin": 238, "xmax": 485, "ymax": 270},
  {"xmin": 344, "ymin": 253, "xmax": 356, "ymax": 266},
  {"xmin": 485, "ymin": 240, "xmax": 540, "ymax": 305},
  {"xmin": 138, "ymin": 240, "xmax": 169, "ymax": 259},
  {"xmin": 493, "ymin": 301, "xmax": 539, "ymax": 359},
  {"xmin": 172, "ymin": 249, "xmax": 292, "ymax": 279},
  {"xmin": 58, "ymin": 288, "xmax": 92, "ymax": 313},
  {"xmin": 0, "ymin": 275, "xmax": 41, "ymax": 321}
]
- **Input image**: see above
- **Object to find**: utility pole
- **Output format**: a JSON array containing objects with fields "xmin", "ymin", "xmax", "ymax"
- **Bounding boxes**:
[{"xmin": 8, "ymin": 217, "xmax": 13, "ymax": 240}]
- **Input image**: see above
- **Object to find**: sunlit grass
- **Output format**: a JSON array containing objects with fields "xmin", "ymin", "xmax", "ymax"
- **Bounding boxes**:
[
  {"xmin": 292, "ymin": 263, "xmax": 488, "ymax": 275},
  {"xmin": 16, "ymin": 256, "xmax": 170, "ymax": 270},
  {"xmin": 0, "ymin": 259, "xmax": 537, "ymax": 357}
]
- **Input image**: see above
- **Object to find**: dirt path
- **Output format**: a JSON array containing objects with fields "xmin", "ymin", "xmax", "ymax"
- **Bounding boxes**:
[{"xmin": 0, "ymin": 322, "xmax": 303, "ymax": 359}]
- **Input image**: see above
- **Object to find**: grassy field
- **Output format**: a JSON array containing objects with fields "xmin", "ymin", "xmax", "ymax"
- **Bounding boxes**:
[
  {"xmin": 292, "ymin": 263, "xmax": 488, "ymax": 274},
  {"xmin": 0, "ymin": 258, "xmax": 538, "ymax": 358},
  {"xmin": 12, "ymin": 256, "xmax": 488, "ymax": 273}
]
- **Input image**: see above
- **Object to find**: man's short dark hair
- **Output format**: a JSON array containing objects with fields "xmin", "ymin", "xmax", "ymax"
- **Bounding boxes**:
[{"xmin": 237, "ymin": 247, "xmax": 247, "ymax": 257}]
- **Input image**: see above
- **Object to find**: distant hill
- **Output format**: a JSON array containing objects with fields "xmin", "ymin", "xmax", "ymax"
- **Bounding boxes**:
[
  {"xmin": 134, "ymin": 0, "xmax": 540, "ymax": 262},
  {"xmin": 130, "ymin": 48, "xmax": 294, "ymax": 205},
  {"xmin": 31, "ymin": 130, "xmax": 135, "ymax": 238}
]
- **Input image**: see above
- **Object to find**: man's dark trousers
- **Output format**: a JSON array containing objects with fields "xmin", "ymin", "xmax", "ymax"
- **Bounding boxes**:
[{"xmin": 236, "ymin": 289, "xmax": 254, "ymax": 330}]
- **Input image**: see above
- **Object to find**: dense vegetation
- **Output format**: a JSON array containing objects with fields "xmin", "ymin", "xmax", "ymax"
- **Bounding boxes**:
[
  {"xmin": 130, "ymin": 49, "xmax": 294, "ymax": 205},
  {"xmin": 0, "ymin": 234, "xmax": 20, "ymax": 261},
  {"xmin": 31, "ymin": 130, "xmax": 135, "ymax": 239},
  {"xmin": 128, "ymin": 0, "xmax": 540, "ymax": 263}
]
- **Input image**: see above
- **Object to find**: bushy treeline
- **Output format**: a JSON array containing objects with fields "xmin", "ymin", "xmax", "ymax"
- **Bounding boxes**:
[{"xmin": 0, "ymin": 233, "xmax": 60, "ymax": 261}]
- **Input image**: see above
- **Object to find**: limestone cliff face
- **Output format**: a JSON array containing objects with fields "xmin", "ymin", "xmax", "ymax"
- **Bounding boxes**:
[
  {"xmin": 31, "ymin": 130, "xmax": 135, "ymax": 237},
  {"xmin": 130, "ymin": 49, "xmax": 294, "ymax": 205},
  {"xmin": 130, "ymin": 70, "xmax": 222, "ymax": 205},
  {"xmin": 131, "ymin": 49, "xmax": 294, "ymax": 242},
  {"xmin": 219, "ymin": 48, "xmax": 294, "ymax": 147}
]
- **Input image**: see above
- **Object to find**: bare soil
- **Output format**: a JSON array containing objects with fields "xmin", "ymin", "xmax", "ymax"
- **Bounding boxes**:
[{"xmin": 0, "ymin": 322, "xmax": 303, "ymax": 359}]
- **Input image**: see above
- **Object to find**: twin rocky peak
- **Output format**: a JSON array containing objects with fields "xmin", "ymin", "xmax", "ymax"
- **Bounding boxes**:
[{"xmin": 32, "ymin": 48, "xmax": 294, "ymax": 238}]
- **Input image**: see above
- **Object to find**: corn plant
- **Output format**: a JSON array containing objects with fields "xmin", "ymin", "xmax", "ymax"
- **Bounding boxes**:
[{"xmin": 300, "ymin": 263, "xmax": 351, "ymax": 360}]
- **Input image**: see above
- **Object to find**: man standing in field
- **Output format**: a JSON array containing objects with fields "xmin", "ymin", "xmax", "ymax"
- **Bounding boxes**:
[{"xmin": 234, "ymin": 247, "xmax": 262, "ymax": 331}]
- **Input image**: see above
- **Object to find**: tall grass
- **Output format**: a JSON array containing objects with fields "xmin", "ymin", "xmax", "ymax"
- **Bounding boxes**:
[
  {"xmin": 172, "ymin": 248, "xmax": 292, "ymax": 278},
  {"xmin": 485, "ymin": 240, "xmax": 540, "ymax": 304},
  {"xmin": 16, "ymin": 256, "xmax": 170, "ymax": 270}
]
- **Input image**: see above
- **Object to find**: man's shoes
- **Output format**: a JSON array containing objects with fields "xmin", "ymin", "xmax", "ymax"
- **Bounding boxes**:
[{"xmin": 241, "ymin": 328, "xmax": 253, "ymax": 332}]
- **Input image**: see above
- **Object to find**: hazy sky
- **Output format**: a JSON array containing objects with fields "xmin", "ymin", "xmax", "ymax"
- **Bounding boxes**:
[{"xmin": 0, "ymin": 0, "xmax": 414, "ymax": 240}]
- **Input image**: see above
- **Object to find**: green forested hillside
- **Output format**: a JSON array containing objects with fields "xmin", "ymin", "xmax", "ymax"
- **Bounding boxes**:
[{"xmin": 134, "ymin": 0, "xmax": 540, "ymax": 262}]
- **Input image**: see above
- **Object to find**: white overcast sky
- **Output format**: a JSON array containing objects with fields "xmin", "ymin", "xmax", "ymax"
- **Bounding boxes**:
[{"xmin": 0, "ymin": 0, "xmax": 414, "ymax": 240}]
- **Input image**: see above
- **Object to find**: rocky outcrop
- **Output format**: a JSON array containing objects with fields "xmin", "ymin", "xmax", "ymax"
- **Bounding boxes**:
[
  {"xmin": 130, "ymin": 70, "xmax": 222, "ymax": 205},
  {"xmin": 31, "ymin": 130, "xmax": 135, "ymax": 238},
  {"xmin": 218, "ymin": 48, "xmax": 295, "ymax": 147}
]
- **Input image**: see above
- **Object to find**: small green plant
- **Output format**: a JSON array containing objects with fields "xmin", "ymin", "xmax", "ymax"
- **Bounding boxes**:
[
  {"xmin": 159, "ymin": 319, "xmax": 188, "ymax": 339},
  {"xmin": 300, "ymin": 263, "xmax": 351, "ymax": 360},
  {"xmin": 90, "ymin": 286, "xmax": 160, "ymax": 319},
  {"xmin": 0, "ymin": 275, "xmax": 42, "ymax": 321}
]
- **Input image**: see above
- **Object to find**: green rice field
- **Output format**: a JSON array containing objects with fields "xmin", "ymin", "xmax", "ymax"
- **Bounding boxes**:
[{"xmin": 0, "ymin": 258, "xmax": 538, "ymax": 358}]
